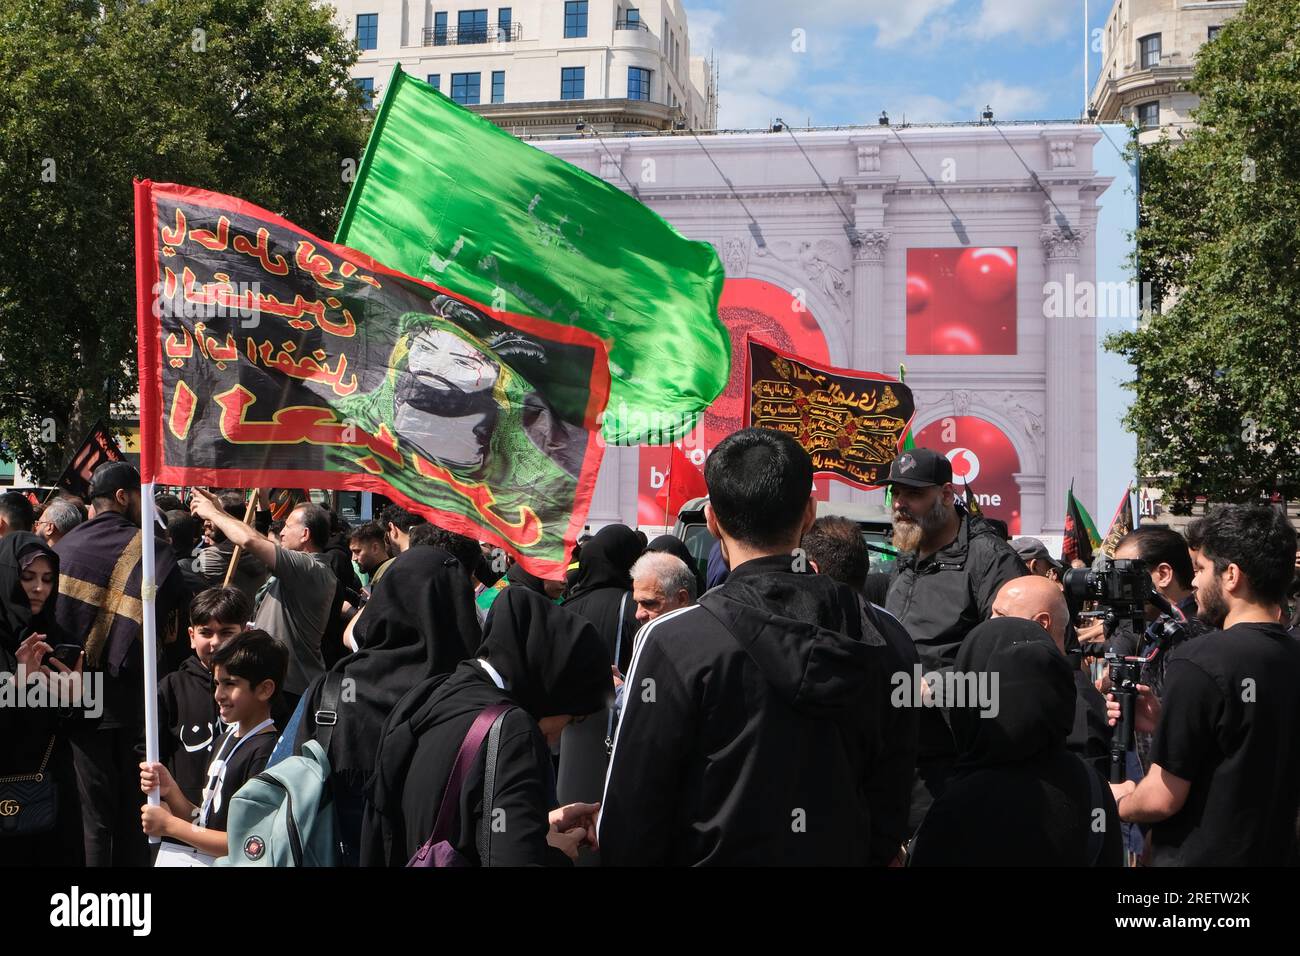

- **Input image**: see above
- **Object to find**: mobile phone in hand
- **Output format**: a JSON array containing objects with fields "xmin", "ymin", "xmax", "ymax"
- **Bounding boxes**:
[{"xmin": 41, "ymin": 644, "xmax": 83, "ymax": 670}]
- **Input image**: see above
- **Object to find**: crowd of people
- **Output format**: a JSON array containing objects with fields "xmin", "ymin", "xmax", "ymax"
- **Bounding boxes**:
[{"xmin": 2, "ymin": 429, "xmax": 1299, "ymax": 867}]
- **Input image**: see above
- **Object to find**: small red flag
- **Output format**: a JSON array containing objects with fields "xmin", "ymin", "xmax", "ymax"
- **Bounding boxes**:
[{"xmin": 655, "ymin": 445, "xmax": 708, "ymax": 519}]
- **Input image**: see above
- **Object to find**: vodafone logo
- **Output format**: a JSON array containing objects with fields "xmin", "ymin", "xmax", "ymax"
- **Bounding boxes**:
[{"xmin": 946, "ymin": 447, "xmax": 981, "ymax": 484}]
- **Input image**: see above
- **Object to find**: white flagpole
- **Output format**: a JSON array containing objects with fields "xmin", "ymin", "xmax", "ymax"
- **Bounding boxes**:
[
  {"xmin": 140, "ymin": 482, "xmax": 161, "ymax": 844},
  {"xmin": 1083, "ymin": 0, "xmax": 1090, "ymax": 119}
]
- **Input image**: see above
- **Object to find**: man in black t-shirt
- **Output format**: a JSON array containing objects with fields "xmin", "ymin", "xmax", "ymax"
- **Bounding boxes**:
[{"xmin": 1108, "ymin": 505, "xmax": 1300, "ymax": 866}]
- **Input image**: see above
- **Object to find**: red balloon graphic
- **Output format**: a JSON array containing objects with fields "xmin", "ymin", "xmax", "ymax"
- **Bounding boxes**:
[
  {"xmin": 933, "ymin": 324, "xmax": 981, "ymax": 354},
  {"xmin": 906, "ymin": 275, "xmax": 932, "ymax": 314},
  {"xmin": 955, "ymin": 247, "xmax": 1017, "ymax": 305}
]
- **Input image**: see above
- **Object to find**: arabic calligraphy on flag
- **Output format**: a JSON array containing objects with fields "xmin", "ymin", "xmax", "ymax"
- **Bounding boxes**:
[
  {"xmin": 134, "ymin": 181, "xmax": 609, "ymax": 577},
  {"xmin": 745, "ymin": 337, "xmax": 915, "ymax": 489}
]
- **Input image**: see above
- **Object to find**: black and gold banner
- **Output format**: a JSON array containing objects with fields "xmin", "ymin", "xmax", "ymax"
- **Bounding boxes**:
[{"xmin": 745, "ymin": 337, "xmax": 915, "ymax": 489}]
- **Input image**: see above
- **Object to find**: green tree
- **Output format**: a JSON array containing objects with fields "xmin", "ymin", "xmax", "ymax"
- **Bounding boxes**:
[
  {"xmin": 1106, "ymin": 0, "xmax": 1300, "ymax": 506},
  {"xmin": 0, "ymin": 0, "xmax": 371, "ymax": 479}
]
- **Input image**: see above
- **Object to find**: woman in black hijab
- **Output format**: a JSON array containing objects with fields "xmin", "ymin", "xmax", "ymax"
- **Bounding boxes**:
[
  {"xmin": 296, "ymin": 546, "xmax": 480, "ymax": 865},
  {"xmin": 556, "ymin": 524, "xmax": 642, "ymax": 811},
  {"xmin": 908, "ymin": 617, "xmax": 1122, "ymax": 866},
  {"xmin": 562, "ymin": 524, "xmax": 642, "ymax": 674},
  {"xmin": 646, "ymin": 533, "xmax": 705, "ymax": 597},
  {"xmin": 503, "ymin": 560, "xmax": 564, "ymax": 601},
  {"xmin": 363, "ymin": 586, "xmax": 610, "ymax": 866},
  {"xmin": 0, "ymin": 532, "xmax": 84, "ymax": 866}
]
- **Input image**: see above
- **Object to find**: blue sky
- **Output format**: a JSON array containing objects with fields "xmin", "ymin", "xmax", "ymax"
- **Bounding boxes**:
[{"xmin": 687, "ymin": 0, "xmax": 1113, "ymax": 129}]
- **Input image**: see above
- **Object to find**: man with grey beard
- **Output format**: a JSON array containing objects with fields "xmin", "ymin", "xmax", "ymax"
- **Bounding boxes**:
[{"xmin": 881, "ymin": 448, "xmax": 1026, "ymax": 833}]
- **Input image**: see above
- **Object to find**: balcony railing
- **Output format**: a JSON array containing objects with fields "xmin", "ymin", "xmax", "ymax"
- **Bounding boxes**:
[
  {"xmin": 615, "ymin": 19, "xmax": 650, "ymax": 32},
  {"xmin": 422, "ymin": 22, "xmax": 522, "ymax": 46}
]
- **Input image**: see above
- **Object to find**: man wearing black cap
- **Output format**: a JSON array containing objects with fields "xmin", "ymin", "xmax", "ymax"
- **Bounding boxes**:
[
  {"xmin": 1011, "ymin": 536, "xmax": 1064, "ymax": 583},
  {"xmin": 54, "ymin": 461, "xmax": 187, "ymax": 866},
  {"xmin": 882, "ymin": 447, "xmax": 1027, "ymax": 832}
]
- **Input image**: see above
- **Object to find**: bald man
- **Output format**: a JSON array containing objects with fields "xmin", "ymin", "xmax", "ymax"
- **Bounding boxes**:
[
  {"xmin": 992, "ymin": 575, "xmax": 1071, "ymax": 652},
  {"xmin": 994, "ymin": 575, "xmax": 1110, "ymax": 776}
]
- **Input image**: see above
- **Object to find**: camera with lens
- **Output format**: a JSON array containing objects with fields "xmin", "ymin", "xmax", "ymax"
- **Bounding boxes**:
[
  {"xmin": 1063, "ymin": 558, "xmax": 1153, "ymax": 635},
  {"xmin": 1064, "ymin": 558, "xmax": 1182, "ymax": 783}
]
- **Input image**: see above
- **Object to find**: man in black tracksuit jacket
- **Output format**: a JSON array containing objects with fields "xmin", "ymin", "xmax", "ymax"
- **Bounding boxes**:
[
  {"xmin": 598, "ymin": 429, "xmax": 895, "ymax": 866},
  {"xmin": 881, "ymin": 449, "xmax": 1027, "ymax": 830}
]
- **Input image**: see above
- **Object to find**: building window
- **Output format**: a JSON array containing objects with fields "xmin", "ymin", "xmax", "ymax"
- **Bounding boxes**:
[
  {"xmin": 627, "ymin": 8, "xmax": 640, "ymax": 26},
  {"xmin": 427, "ymin": 73, "xmax": 440, "ymax": 91},
  {"xmin": 354, "ymin": 77, "xmax": 374, "ymax": 109},
  {"xmin": 356, "ymin": 13, "xmax": 378, "ymax": 51},
  {"xmin": 491, "ymin": 70, "xmax": 505, "ymax": 103},
  {"xmin": 433, "ymin": 11, "xmax": 447, "ymax": 46},
  {"xmin": 1138, "ymin": 33, "xmax": 1161, "ymax": 69},
  {"xmin": 564, "ymin": 1, "xmax": 588, "ymax": 38},
  {"xmin": 1208, "ymin": 25, "xmax": 1222, "ymax": 41},
  {"xmin": 451, "ymin": 72, "xmax": 481, "ymax": 105},
  {"xmin": 560, "ymin": 66, "xmax": 584, "ymax": 100},
  {"xmin": 459, "ymin": 9, "xmax": 488, "ymax": 44},
  {"xmin": 1136, "ymin": 100, "xmax": 1160, "ymax": 129},
  {"xmin": 628, "ymin": 66, "xmax": 650, "ymax": 101},
  {"xmin": 498, "ymin": 7, "xmax": 512, "ymax": 41}
]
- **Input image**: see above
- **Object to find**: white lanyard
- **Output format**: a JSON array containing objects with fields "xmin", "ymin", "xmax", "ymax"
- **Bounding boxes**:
[{"xmin": 198, "ymin": 718, "xmax": 274, "ymax": 828}]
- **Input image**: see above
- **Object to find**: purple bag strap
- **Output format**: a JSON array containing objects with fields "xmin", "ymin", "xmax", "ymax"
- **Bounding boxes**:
[{"xmin": 427, "ymin": 702, "xmax": 512, "ymax": 846}]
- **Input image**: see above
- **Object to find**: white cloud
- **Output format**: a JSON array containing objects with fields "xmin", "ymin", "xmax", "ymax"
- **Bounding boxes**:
[
  {"xmin": 712, "ymin": 46, "xmax": 808, "ymax": 128},
  {"xmin": 959, "ymin": 80, "xmax": 1048, "ymax": 119},
  {"xmin": 873, "ymin": 81, "xmax": 1047, "ymax": 125},
  {"xmin": 887, "ymin": 93, "xmax": 965, "ymax": 125},
  {"xmin": 968, "ymin": 0, "xmax": 1077, "ymax": 42},
  {"xmin": 687, "ymin": 0, "xmax": 959, "ymax": 54},
  {"xmin": 694, "ymin": 1, "xmax": 1057, "ymax": 128}
]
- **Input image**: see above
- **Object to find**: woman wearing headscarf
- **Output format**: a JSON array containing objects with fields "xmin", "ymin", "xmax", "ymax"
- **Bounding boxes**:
[
  {"xmin": 562, "ymin": 524, "xmax": 642, "ymax": 675},
  {"xmin": 363, "ymin": 586, "xmax": 610, "ymax": 866},
  {"xmin": 293, "ymin": 546, "xmax": 480, "ymax": 865},
  {"xmin": 908, "ymin": 617, "xmax": 1123, "ymax": 866},
  {"xmin": 0, "ymin": 532, "xmax": 84, "ymax": 866},
  {"xmin": 646, "ymin": 533, "xmax": 706, "ymax": 597},
  {"xmin": 556, "ymin": 524, "xmax": 642, "ymax": 812}
]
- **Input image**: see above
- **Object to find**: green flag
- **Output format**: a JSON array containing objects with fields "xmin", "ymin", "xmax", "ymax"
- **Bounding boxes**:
[
  {"xmin": 336, "ymin": 65, "xmax": 729, "ymax": 445},
  {"xmin": 1063, "ymin": 480, "xmax": 1102, "ymax": 565}
]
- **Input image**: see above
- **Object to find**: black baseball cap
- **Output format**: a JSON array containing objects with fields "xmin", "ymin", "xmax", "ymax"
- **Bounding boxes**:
[
  {"xmin": 1011, "ymin": 537, "xmax": 1063, "ymax": 572},
  {"xmin": 882, "ymin": 448, "xmax": 953, "ymax": 488},
  {"xmin": 88, "ymin": 461, "xmax": 141, "ymax": 500}
]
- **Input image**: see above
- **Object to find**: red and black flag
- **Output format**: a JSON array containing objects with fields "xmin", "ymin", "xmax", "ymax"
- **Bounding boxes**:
[
  {"xmin": 1062, "ymin": 480, "xmax": 1102, "ymax": 567},
  {"xmin": 1101, "ymin": 485, "xmax": 1136, "ymax": 558},
  {"xmin": 55, "ymin": 420, "xmax": 125, "ymax": 498},
  {"xmin": 744, "ymin": 337, "xmax": 914, "ymax": 489},
  {"xmin": 133, "ymin": 181, "xmax": 610, "ymax": 578}
]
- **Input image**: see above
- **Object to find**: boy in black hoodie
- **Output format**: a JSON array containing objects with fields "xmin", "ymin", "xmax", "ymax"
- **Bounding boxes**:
[
  {"xmin": 158, "ymin": 588, "xmax": 252, "ymax": 805},
  {"xmin": 599, "ymin": 428, "xmax": 895, "ymax": 866}
]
